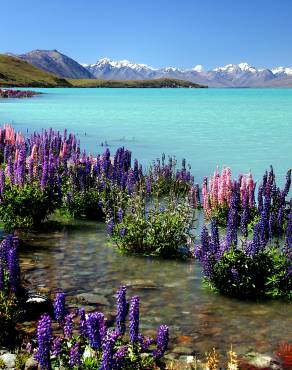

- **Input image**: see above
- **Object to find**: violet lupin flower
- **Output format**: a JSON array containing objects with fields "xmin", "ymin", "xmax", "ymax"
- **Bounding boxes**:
[
  {"xmin": 99, "ymin": 331, "xmax": 119, "ymax": 370},
  {"xmin": 116, "ymin": 286, "xmax": 128, "ymax": 335},
  {"xmin": 69, "ymin": 342, "xmax": 81, "ymax": 368},
  {"xmin": 277, "ymin": 206, "xmax": 284, "ymax": 234},
  {"xmin": 0, "ymin": 259, "xmax": 4, "ymax": 290},
  {"xmin": 210, "ymin": 218, "xmax": 219, "ymax": 253},
  {"xmin": 240, "ymin": 203, "xmax": 249, "ymax": 238},
  {"xmin": 54, "ymin": 293, "xmax": 66, "ymax": 326},
  {"xmin": 118, "ymin": 208, "xmax": 124, "ymax": 223},
  {"xmin": 86, "ymin": 312, "xmax": 103, "ymax": 349},
  {"xmin": 283, "ymin": 169, "xmax": 292, "ymax": 196},
  {"xmin": 107, "ymin": 219, "xmax": 115, "ymax": 236},
  {"xmin": 63, "ymin": 312, "xmax": 74, "ymax": 339},
  {"xmin": 200, "ymin": 225, "xmax": 210, "ymax": 254},
  {"xmin": 153, "ymin": 325, "xmax": 169, "ymax": 360},
  {"xmin": 35, "ymin": 313, "xmax": 52, "ymax": 370},
  {"xmin": 138, "ymin": 334, "xmax": 154, "ymax": 350},
  {"xmin": 114, "ymin": 345, "xmax": 128, "ymax": 370},
  {"xmin": 129, "ymin": 296, "xmax": 140, "ymax": 344},
  {"xmin": 0, "ymin": 169, "xmax": 5, "ymax": 197},
  {"xmin": 51, "ymin": 336, "xmax": 63, "ymax": 357},
  {"xmin": 286, "ymin": 211, "xmax": 292, "ymax": 248},
  {"xmin": 79, "ymin": 308, "xmax": 86, "ymax": 336},
  {"xmin": 7, "ymin": 244, "xmax": 20, "ymax": 293}
]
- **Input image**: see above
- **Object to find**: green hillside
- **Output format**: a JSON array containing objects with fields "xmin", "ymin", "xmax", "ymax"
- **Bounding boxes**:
[
  {"xmin": 0, "ymin": 54, "xmax": 206, "ymax": 88},
  {"xmin": 0, "ymin": 54, "xmax": 71, "ymax": 87},
  {"xmin": 68, "ymin": 77, "xmax": 206, "ymax": 88}
]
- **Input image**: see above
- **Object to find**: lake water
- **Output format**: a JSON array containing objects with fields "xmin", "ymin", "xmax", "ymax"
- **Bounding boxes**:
[
  {"xmin": 1, "ymin": 88, "xmax": 292, "ymax": 185},
  {"xmin": 19, "ymin": 219, "xmax": 292, "ymax": 359}
]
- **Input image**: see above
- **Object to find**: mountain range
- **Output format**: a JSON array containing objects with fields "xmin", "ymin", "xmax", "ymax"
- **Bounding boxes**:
[{"xmin": 6, "ymin": 50, "xmax": 292, "ymax": 87}]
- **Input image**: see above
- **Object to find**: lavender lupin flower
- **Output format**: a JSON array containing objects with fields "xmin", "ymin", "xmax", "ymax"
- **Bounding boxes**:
[
  {"xmin": 7, "ymin": 244, "xmax": 20, "ymax": 292},
  {"xmin": 129, "ymin": 296, "xmax": 140, "ymax": 343},
  {"xmin": 116, "ymin": 286, "xmax": 128, "ymax": 335},
  {"xmin": 0, "ymin": 259, "xmax": 4, "ymax": 290},
  {"xmin": 99, "ymin": 331, "xmax": 119, "ymax": 370},
  {"xmin": 0, "ymin": 169, "xmax": 5, "ymax": 197},
  {"xmin": 210, "ymin": 218, "xmax": 219, "ymax": 253},
  {"xmin": 54, "ymin": 293, "xmax": 66, "ymax": 326},
  {"xmin": 153, "ymin": 325, "xmax": 169, "ymax": 360},
  {"xmin": 51, "ymin": 336, "xmax": 63, "ymax": 357},
  {"xmin": 114, "ymin": 345, "xmax": 128, "ymax": 370},
  {"xmin": 63, "ymin": 313, "xmax": 74, "ymax": 339},
  {"xmin": 69, "ymin": 342, "xmax": 81, "ymax": 368},
  {"xmin": 35, "ymin": 314, "xmax": 52, "ymax": 370},
  {"xmin": 79, "ymin": 308, "xmax": 86, "ymax": 336},
  {"xmin": 86, "ymin": 312, "xmax": 103, "ymax": 349}
]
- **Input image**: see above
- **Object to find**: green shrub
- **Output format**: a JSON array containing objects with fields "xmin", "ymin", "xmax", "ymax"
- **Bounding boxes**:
[
  {"xmin": 110, "ymin": 194, "xmax": 195, "ymax": 257},
  {"xmin": 0, "ymin": 183, "xmax": 57, "ymax": 231},
  {"xmin": 212, "ymin": 247, "xmax": 291, "ymax": 299}
]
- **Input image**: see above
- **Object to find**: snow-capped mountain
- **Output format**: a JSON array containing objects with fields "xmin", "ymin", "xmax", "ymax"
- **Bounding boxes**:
[{"xmin": 83, "ymin": 58, "xmax": 292, "ymax": 87}]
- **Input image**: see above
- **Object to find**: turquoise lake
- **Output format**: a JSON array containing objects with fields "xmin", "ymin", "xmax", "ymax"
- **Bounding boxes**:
[{"xmin": 1, "ymin": 88, "xmax": 292, "ymax": 185}]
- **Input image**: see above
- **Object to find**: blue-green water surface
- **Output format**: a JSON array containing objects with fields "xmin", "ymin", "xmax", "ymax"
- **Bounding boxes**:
[{"xmin": 1, "ymin": 88, "xmax": 292, "ymax": 184}]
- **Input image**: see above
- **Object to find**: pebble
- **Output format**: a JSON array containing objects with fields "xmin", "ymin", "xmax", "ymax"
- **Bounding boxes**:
[
  {"xmin": 172, "ymin": 346, "xmax": 194, "ymax": 355},
  {"xmin": 76, "ymin": 293, "xmax": 110, "ymax": 306},
  {"xmin": 0, "ymin": 353, "xmax": 16, "ymax": 369},
  {"xmin": 25, "ymin": 356, "xmax": 38, "ymax": 370}
]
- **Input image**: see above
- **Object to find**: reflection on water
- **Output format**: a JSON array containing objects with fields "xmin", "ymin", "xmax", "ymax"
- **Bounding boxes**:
[{"xmin": 19, "ymin": 219, "xmax": 292, "ymax": 357}]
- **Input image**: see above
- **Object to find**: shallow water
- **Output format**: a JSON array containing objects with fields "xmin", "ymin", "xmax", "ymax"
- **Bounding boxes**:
[
  {"xmin": 19, "ymin": 218, "xmax": 292, "ymax": 358},
  {"xmin": 1, "ymin": 88, "xmax": 292, "ymax": 186}
]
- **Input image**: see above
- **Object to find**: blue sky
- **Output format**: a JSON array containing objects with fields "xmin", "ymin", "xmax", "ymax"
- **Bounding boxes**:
[{"xmin": 2, "ymin": 0, "xmax": 292, "ymax": 69}]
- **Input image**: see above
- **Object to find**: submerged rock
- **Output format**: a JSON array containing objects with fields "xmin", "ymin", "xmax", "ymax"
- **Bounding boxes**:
[
  {"xmin": 76, "ymin": 293, "xmax": 110, "ymax": 306},
  {"xmin": 24, "ymin": 293, "xmax": 52, "ymax": 320}
]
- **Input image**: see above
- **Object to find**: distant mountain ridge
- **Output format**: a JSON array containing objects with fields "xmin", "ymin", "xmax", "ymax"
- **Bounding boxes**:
[
  {"xmin": 5, "ymin": 50, "xmax": 292, "ymax": 87},
  {"xmin": 84, "ymin": 59, "xmax": 292, "ymax": 87}
]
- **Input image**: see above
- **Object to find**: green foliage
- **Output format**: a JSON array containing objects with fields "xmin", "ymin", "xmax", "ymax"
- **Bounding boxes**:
[
  {"xmin": 0, "ymin": 359, "xmax": 6, "ymax": 369},
  {"xmin": 212, "ymin": 247, "xmax": 291, "ymax": 299},
  {"xmin": 65, "ymin": 189, "xmax": 104, "ymax": 220},
  {"xmin": 111, "ymin": 193, "xmax": 195, "ymax": 257},
  {"xmin": 15, "ymin": 351, "xmax": 30, "ymax": 370},
  {"xmin": 0, "ymin": 183, "xmax": 57, "ymax": 231},
  {"xmin": 0, "ymin": 291, "xmax": 18, "ymax": 346}
]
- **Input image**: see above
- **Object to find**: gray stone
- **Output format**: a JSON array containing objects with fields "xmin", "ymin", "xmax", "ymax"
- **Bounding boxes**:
[
  {"xmin": 0, "ymin": 353, "xmax": 16, "ymax": 368},
  {"xmin": 76, "ymin": 293, "xmax": 109, "ymax": 306},
  {"xmin": 245, "ymin": 352, "xmax": 281, "ymax": 369},
  {"xmin": 25, "ymin": 356, "xmax": 38, "ymax": 370},
  {"xmin": 172, "ymin": 346, "xmax": 194, "ymax": 355}
]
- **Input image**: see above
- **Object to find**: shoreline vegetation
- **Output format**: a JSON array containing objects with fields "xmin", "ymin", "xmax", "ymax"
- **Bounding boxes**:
[{"xmin": 0, "ymin": 54, "xmax": 207, "ymax": 88}]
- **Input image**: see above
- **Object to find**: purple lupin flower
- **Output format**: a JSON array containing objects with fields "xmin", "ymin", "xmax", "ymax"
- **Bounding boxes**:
[
  {"xmin": 7, "ymin": 244, "xmax": 20, "ymax": 293},
  {"xmin": 116, "ymin": 286, "xmax": 128, "ymax": 335},
  {"xmin": 86, "ymin": 312, "xmax": 103, "ymax": 349},
  {"xmin": 210, "ymin": 218, "xmax": 219, "ymax": 253},
  {"xmin": 240, "ymin": 204, "xmax": 249, "ymax": 238},
  {"xmin": 54, "ymin": 293, "xmax": 66, "ymax": 326},
  {"xmin": 227, "ymin": 191, "xmax": 238, "ymax": 247},
  {"xmin": 114, "ymin": 345, "xmax": 128, "ymax": 370},
  {"xmin": 51, "ymin": 336, "xmax": 63, "ymax": 357},
  {"xmin": 99, "ymin": 331, "xmax": 119, "ymax": 370},
  {"xmin": 0, "ymin": 258, "xmax": 4, "ymax": 290},
  {"xmin": 35, "ymin": 314, "xmax": 52, "ymax": 370},
  {"xmin": 107, "ymin": 219, "xmax": 115, "ymax": 236},
  {"xmin": 79, "ymin": 308, "xmax": 86, "ymax": 336},
  {"xmin": 283, "ymin": 169, "xmax": 291, "ymax": 197},
  {"xmin": 286, "ymin": 211, "xmax": 292, "ymax": 248},
  {"xmin": 119, "ymin": 227, "xmax": 126, "ymax": 238},
  {"xmin": 153, "ymin": 325, "xmax": 169, "ymax": 360},
  {"xmin": 129, "ymin": 296, "xmax": 140, "ymax": 344},
  {"xmin": 69, "ymin": 342, "xmax": 81, "ymax": 368},
  {"xmin": 0, "ymin": 169, "xmax": 5, "ymax": 197},
  {"xmin": 249, "ymin": 222, "xmax": 261, "ymax": 256},
  {"xmin": 138, "ymin": 334, "xmax": 154, "ymax": 350},
  {"xmin": 200, "ymin": 225, "xmax": 210, "ymax": 254},
  {"xmin": 63, "ymin": 313, "xmax": 74, "ymax": 339},
  {"xmin": 277, "ymin": 206, "xmax": 284, "ymax": 234},
  {"xmin": 118, "ymin": 208, "xmax": 124, "ymax": 223}
]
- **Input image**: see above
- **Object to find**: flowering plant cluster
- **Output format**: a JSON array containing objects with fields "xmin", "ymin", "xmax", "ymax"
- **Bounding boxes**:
[
  {"xmin": 195, "ymin": 209, "xmax": 292, "ymax": 299},
  {"xmin": 0, "ymin": 89, "xmax": 40, "ymax": 98},
  {"xmin": 107, "ymin": 192, "xmax": 195, "ymax": 257},
  {"xmin": 202, "ymin": 166, "xmax": 291, "ymax": 230},
  {"xmin": 33, "ymin": 286, "xmax": 169, "ymax": 370},
  {"xmin": 0, "ymin": 124, "xmax": 198, "ymax": 233},
  {"xmin": 0, "ymin": 234, "xmax": 21, "ymax": 345}
]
